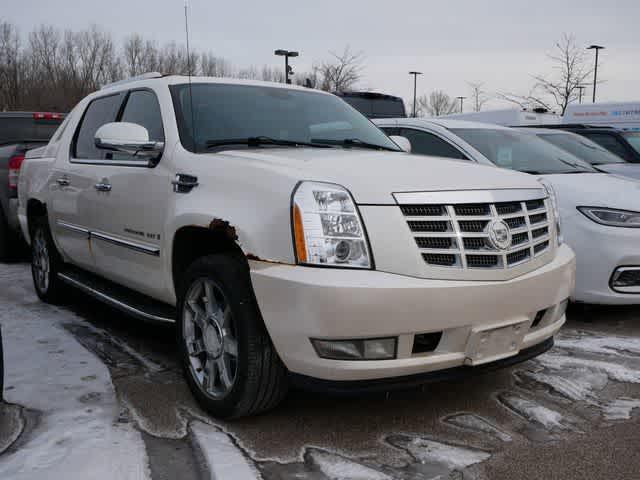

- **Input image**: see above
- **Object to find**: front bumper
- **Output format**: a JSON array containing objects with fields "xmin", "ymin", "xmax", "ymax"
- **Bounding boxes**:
[
  {"xmin": 250, "ymin": 244, "xmax": 575, "ymax": 382},
  {"xmin": 566, "ymin": 213, "xmax": 640, "ymax": 304}
]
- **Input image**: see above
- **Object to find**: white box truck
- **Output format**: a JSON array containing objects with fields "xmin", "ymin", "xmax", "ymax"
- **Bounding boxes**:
[
  {"xmin": 563, "ymin": 102, "xmax": 640, "ymax": 131},
  {"xmin": 442, "ymin": 108, "xmax": 560, "ymax": 127}
]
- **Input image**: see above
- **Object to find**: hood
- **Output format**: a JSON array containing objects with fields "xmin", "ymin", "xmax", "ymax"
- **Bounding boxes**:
[
  {"xmin": 595, "ymin": 163, "xmax": 640, "ymax": 181},
  {"xmin": 541, "ymin": 172, "xmax": 640, "ymax": 211},
  {"xmin": 218, "ymin": 148, "xmax": 543, "ymax": 204}
]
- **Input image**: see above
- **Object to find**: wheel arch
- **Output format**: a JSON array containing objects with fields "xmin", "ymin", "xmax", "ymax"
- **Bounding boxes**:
[{"xmin": 171, "ymin": 223, "xmax": 248, "ymax": 299}]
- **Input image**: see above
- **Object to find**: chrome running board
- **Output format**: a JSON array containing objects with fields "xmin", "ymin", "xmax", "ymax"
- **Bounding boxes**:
[{"xmin": 58, "ymin": 269, "xmax": 175, "ymax": 324}]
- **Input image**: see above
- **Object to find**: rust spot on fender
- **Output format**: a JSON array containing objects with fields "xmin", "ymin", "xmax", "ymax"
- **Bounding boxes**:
[
  {"xmin": 246, "ymin": 253, "xmax": 291, "ymax": 265},
  {"xmin": 208, "ymin": 218, "xmax": 238, "ymax": 241}
]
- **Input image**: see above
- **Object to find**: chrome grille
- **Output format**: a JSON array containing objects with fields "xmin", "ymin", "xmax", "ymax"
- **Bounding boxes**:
[{"xmin": 401, "ymin": 197, "xmax": 552, "ymax": 269}]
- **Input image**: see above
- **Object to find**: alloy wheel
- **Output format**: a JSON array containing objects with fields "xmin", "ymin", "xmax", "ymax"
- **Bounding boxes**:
[{"xmin": 183, "ymin": 278, "xmax": 239, "ymax": 399}]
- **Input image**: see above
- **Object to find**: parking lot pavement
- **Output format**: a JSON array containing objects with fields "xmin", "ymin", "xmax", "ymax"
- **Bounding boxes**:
[{"xmin": 1, "ymin": 262, "xmax": 639, "ymax": 479}]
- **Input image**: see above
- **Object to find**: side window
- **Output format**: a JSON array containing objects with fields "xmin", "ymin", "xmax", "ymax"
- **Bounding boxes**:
[
  {"xmin": 120, "ymin": 90, "xmax": 165, "ymax": 142},
  {"xmin": 399, "ymin": 128, "xmax": 468, "ymax": 160},
  {"xmin": 73, "ymin": 93, "xmax": 124, "ymax": 159},
  {"xmin": 582, "ymin": 133, "xmax": 629, "ymax": 160}
]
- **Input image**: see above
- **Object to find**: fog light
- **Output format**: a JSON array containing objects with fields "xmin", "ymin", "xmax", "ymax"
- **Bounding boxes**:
[{"xmin": 311, "ymin": 337, "xmax": 397, "ymax": 360}]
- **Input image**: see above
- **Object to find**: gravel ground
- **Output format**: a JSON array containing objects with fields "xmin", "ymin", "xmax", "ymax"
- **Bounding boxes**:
[{"xmin": 1, "ymin": 262, "xmax": 639, "ymax": 479}]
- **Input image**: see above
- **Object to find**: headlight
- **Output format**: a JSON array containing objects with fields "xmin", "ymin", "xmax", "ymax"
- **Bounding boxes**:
[
  {"xmin": 538, "ymin": 179, "xmax": 563, "ymax": 245},
  {"xmin": 577, "ymin": 207, "xmax": 640, "ymax": 227},
  {"xmin": 292, "ymin": 181, "xmax": 372, "ymax": 268}
]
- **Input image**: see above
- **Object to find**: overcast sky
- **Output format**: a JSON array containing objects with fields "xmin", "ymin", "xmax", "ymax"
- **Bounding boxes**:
[{"xmin": 5, "ymin": 0, "xmax": 640, "ymax": 111}]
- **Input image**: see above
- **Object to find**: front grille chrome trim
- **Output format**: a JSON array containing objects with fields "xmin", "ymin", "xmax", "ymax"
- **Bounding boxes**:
[
  {"xmin": 393, "ymin": 188, "xmax": 547, "ymax": 205},
  {"xmin": 397, "ymin": 190, "xmax": 552, "ymax": 271}
]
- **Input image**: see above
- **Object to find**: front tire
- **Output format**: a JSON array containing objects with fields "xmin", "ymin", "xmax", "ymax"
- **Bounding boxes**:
[
  {"xmin": 30, "ymin": 216, "xmax": 68, "ymax": 303},
  {"xmin": 177, "ymin": 253, "xmax": 288, "ymax": 419}
]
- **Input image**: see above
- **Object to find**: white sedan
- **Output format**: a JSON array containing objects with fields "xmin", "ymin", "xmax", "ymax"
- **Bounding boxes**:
[{"xmin": 376, "ymin": 118, "xmax": 640, "ymax": 305}]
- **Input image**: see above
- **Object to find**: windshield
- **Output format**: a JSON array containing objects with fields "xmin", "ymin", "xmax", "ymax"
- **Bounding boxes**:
[
  {"xmin": 450, "ymin": 128, "xmax": 597, "ymax": 174},
  {"xmin": 170, "ymin": 83, "xmax": 401, "ymax": 153},
  {"xmin": 538, "ymin": 132, "xmax": 625, "ymax": 165},
  {"xmin": 623, "ymin": 132, "xmax": 640, "ymax": 154}
]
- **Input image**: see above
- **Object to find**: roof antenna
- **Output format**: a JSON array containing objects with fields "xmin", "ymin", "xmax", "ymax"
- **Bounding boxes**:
[{"xmin": 184, "ymin": 0, "xmax": 197, "ymax": 152}]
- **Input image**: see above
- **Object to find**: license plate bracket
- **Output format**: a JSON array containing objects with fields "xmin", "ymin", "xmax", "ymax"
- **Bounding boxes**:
[{"xmin": 465, "ymin": 322, "xmax": 528, "ymax": 366}]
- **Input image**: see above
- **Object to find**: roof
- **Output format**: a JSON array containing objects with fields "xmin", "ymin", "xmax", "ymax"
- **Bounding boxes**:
[
  {"xmin": 515, "ymin": 127, "xmax": 570, "ymax": 135},
  {"xmin": 378, "ymin": 117, "xmax": 513, "ymax": 130},
  {"xmin": 100, "ymin": 73, "xmax": 330, "ymax": 95}
]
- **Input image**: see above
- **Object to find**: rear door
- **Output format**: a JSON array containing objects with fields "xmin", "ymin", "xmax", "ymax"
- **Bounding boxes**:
[{"xmin": 51, "ymin": 93, "xmax": 125, "ymax": 270}]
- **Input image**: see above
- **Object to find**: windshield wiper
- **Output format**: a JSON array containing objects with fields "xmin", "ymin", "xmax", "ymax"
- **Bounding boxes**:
[
  {"xmin": 311, "ymin": 137, "xmax": 400, "ymax": 152},
  {"xmin": 206, "ymin": 136, "xmax": 332, "ymax": 149},
  {"xmin": 555, "ymin": 157, "xmax": 595, "ymax": 173}
]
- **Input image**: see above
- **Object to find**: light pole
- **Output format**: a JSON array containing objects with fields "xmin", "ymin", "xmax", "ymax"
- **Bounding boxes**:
[
  {"xmin": 409, "ymin": 71, "xmax": 422, "ymax": 117},
  {"xmin": 457, "ymin": 96, "xmax": 466, "ymax": 114},
  {"xmin": 274, "ymin": 49, "xmax": 299, "ymax": 84},
  {"xmin": 577, "ymin": 85, "xmax": 586, "ymax": 104},
  {"xmin": 587, "ymin": 45, "xmax": 605, "ymax": 103}
]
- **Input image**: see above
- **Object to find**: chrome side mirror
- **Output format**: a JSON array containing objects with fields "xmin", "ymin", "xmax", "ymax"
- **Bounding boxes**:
[
  {"xmin": 94, "ymin": 122, "xmax": 164, "ymax": 159},
  {"xmin": 389, "ymin": 135, "xmax": 412, "ymax": 153}
]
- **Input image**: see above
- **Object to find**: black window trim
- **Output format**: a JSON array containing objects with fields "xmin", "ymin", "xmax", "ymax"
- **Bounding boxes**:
[
  {"xmin": 394, "ymin": 124, "xmax": 473, "ymax": 161},
  {"xmin": 70, "ymin": 87, "xmax": 164, "ymax": 168}
]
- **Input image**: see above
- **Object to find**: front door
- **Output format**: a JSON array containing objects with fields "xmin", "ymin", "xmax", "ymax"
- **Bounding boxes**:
[{"xmin": 88, "ymin": 89, "xmax": 171, "ymax": 300}]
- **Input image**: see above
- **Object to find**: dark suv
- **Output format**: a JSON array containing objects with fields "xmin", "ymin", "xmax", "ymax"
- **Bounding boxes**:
[
  {"xmin": 0, "ymin": 111, "xmax": 65, "ymax": 260},
  {"xmin": 523, "ymin": 124, "xmax": 640, "ymax": 163},
  {"xmin": 334, "ymin": 91, "xmax": 407, "ymax": 119}
]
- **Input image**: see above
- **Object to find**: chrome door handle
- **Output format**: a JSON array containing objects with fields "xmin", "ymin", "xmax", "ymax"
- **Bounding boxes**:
[
  {"xmin": 94, "ymin": 182, "xmax": 112, "ymax": 192},
  {"xmin": 56, "ymin": 177, "xmax": 70, "ymax": 187}
]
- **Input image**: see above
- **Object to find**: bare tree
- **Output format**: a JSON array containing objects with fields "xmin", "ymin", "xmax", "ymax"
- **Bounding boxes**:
[
  {"xmin": 467, "ymin": 81, "xmax": 490, "ymax": 112},
  {"xmin": 318, "ymin": 46, "xmax": 364, "ymax": 92},
  {"xmin": 0, "ymin": 21, "xmax": 22, "ymax": 110},
  {"xmin": 498, "ymin": 34, "xmax": 592, "ymax": 115},
  {"xmin": 418, "ymin": 91, "xmax": 458, "ymax": 117},
  {"xmin": 200, "ymin": 52, "xmax": 232, "ymax": 77}
]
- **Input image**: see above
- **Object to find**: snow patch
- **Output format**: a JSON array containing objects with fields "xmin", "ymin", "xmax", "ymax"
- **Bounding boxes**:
[
  {"xmin": 517, "ymin": 368, "xmax": 608, "ymax": 402},
  {"xmin": 499, "ymin": 393, "xmax": 566, "ymax": 430},
  {"xmin": 305, "ymin": 448, "xmax": 391, "ymax": 480},
  {"xmin": 388, "ymin": 435, "xmax": 490, "ymax": 471},
  {"xmin": 603, "ymin": 398, "xmax": 640, "ymax": 420},
  {"xmin": 0, "ymin": 265, "xmax": 150, "ymax": 480},
  {"xmin": 190, "ymin": 421, "xmax": 259, "ymax": 480},
  {"xmin": 536, "ymin": 354, "xmax": 640, "ymax": 384},
  {"xmin": 556, "ymin": 334, "xmax": 640, "ymax": 357},
  {"xmin": 444, "ymin": 413, "xmax": 512, "ymax": 442}
]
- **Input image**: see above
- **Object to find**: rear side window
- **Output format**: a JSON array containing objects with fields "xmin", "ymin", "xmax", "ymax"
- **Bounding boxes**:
[
  {"xmin": 120, "ymin": 90, "xmax": 164, "ymax": 142},
  {"xmin": 582, "ymin": 133, "xmax": 629, "ymax": 160},
  {"xmin": 73, "ymin": 93, "xmax": 124, "ymax": 159},
  {"xmin": 399, "ymin": 128, "xmax": 468, "ymax": 160}
]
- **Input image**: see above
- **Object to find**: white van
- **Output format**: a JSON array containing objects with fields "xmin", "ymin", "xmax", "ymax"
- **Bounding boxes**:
[{"xmin": 563, "ymin": 102, "xmax": 640, "ymax": 131}]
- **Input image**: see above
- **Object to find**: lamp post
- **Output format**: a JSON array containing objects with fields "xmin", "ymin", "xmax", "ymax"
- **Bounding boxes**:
[
  {"xmin": 274, "ymin": 49, "xmax": 299, "ymax": 84},
  {"xmin": 577, "ymin": 85, "xmax": 586, "ymax": 104},
  {"xmin": 457, "ymin": 96, "xmax": 466, "ymax": 114},
  {"xmin": 409, "ymin": 71, "xmax": 422, "ymax": 117},
  {"xmin": 587, "ymin": 45, "xmax": 605, "ymax": 103}
]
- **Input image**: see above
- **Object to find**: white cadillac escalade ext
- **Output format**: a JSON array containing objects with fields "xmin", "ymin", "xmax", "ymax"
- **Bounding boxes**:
[{"xmin": 18, "ymin": 74, "xmax": 575, "ymax": 418}]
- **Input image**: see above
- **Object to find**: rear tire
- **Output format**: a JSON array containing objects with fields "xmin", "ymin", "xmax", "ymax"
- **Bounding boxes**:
[
  {"xmin": 30, "ymin": 216, "xmax": 68, "ymax": 304},
  {"xmin": 177, "ymin": 253, "xmax": 288, "ymax": 419}
]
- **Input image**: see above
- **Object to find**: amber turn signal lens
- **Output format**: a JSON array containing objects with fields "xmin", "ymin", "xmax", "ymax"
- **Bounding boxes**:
[{"xmin": 293, "ymin": 204, "xmax": 307, "ymax": 263}]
